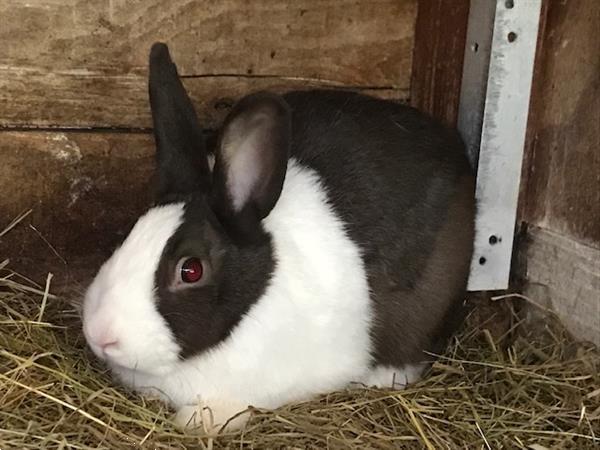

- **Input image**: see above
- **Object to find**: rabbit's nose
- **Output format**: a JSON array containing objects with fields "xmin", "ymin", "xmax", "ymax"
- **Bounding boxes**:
[
  {"xmin": 89, "ymin": 335, "xmax": 121, "ymax": 359},
  {"xmin": 99, "ymin": 339, "xmax": 120, "ymax": 355},
  {"xmin": 83, "ymin": 318, "xmax": 120, "ymax": 359}
]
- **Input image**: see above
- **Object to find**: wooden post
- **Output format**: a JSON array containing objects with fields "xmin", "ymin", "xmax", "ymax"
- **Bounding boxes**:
[{"xmin": 410, "ymin": 0, "xmax": 470, "ymax": 127}]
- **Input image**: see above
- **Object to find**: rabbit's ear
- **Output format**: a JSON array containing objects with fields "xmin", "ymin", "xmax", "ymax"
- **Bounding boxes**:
[
  {"xmin": 211, "ymin": 92, "xmax": 291, "ymax": 243},
  {"xmin": 148, "ymin": 42, "xmax": 211, "ymax": 203}
]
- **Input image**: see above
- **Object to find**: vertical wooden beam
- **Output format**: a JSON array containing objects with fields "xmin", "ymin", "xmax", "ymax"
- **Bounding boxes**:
[
  {"xmin": 410, "ymin": 0, "xmax": 470, "ymax": 127},
  {"xmin": 514, "ymin": 0, "xmax": 599, "ymax": 345},
  {"xmin": 518, "ymin": 0, "xmax": 598, "ymax": 244},
  {"xmin": 516, "ymin": 0, "xmax": 550, "ymax": 225}
]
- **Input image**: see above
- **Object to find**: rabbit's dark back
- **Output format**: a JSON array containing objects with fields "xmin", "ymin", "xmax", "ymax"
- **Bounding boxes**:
[{"xmin": 283, "ymin": 90, "xmax": 476, "ymax": 365}]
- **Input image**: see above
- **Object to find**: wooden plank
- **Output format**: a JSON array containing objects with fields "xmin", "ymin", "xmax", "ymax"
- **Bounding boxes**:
[
  {"xmin": 0, "ymin": 131, "xmax": 155, "ymax": 291},
  {"xmin": 519, "ymin": 0, "xmax": 600, "ymax": 246},
  {"xmin": 0, "ymin": 0, "xmax": 417, "ymax": 129},
  {"xmin": 520, "ymin": 227, "xmax": 600, "ymax": 346},
  {"xmin": 514, "ymin": 1, "xmax": 599, "ymax": 347},
  {"xmin": 0, "ymin": 72, "xmax": 406, "ymax": 130},
  {"xmin": 410, "ymin": 0, "xmax": 469, "ymax": 127}
]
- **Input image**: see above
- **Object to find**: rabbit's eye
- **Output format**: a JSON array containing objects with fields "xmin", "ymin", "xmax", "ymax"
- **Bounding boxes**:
[{"xmin": 179, "ymin": 257, "xmax": 204, "ymax": 283}]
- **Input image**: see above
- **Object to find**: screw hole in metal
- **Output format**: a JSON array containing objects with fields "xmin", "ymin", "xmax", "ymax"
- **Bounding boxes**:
[
  {"xmin": 508, "ymin": 32, "xmax": 517, "ymax": 43},
  {"xmin": 505, "ymin": 0, "xmax": 514, "ymax": 9},
  {"xmin": 479, "ymin": 256, "xmax": 487, "ymax": 265},
  {"xmin": 489, "ymin": 235, "xmax": 498, "ymax": 245}
]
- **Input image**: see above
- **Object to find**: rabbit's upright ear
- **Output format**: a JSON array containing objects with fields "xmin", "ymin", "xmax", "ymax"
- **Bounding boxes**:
[
  {"xmin": 211, "ymin": 92, "xmax": 291, "ymax": 243},
  {"xmin": 148, "ymin": 42, "xmax": 211, "ymax": 203}
]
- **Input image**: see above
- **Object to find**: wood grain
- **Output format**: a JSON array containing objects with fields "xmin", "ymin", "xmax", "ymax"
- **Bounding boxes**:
[
  {"xmin": 514, "ymin": 0, "xmax": 599, "ymax": 345},
  {"xmin": 410, "ymin": 0, "xmax": 469, "ymax": 127},
  {"xmin": 0, "ymin": 0, "xmax": 417, "ymax": 129},
  {"xmin": 0, "ymin": 72, "xmax": 406, "ymax": 130},
  {"xmin": 520, "ymin": 227, "xmax": 600, "ymax": 346},
  {"xmin": 519, "ymin": 0, "xmax": 600, "ymax": 246},
  {"xmin": 0, "ymin": 131, "xmax": 155, "ymax": 290}
]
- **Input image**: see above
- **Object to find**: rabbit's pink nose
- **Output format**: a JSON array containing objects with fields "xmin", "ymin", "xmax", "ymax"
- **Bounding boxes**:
[
  {"xmin": 99, "ymin": 339, "xmax": 119, "ymax": 354},
  {"xmin": 85, "ymin": 324, "xmax": 120, "ymax": 357}
]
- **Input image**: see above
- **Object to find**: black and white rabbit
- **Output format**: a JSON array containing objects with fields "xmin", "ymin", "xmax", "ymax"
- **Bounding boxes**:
[{"xmin": 82, "ymin": 43, "xmax": 476, "ymax": 433}]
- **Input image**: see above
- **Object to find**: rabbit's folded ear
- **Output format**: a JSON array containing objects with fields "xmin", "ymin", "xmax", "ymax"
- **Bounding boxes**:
[
  {"xmin": 211, "ymin": 92, "xmax": 291, "ymax": 243},
  {"xmin": 148, "ymin": 42, "xmax": 211, "ymax": 203}
]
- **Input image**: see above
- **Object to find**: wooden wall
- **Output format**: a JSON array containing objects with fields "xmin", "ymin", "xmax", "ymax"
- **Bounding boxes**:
[
  {"xmin": 6, "ymin": 1, "xmax": 595, "ymax": 347},
  {"xmin": 517, "ymin": 0, "xmax": 599, "ymax": 345},
  {"xmin": 0, "ymin": 0, "xmax": 419, "ymax": 289},
  {"xmin": 410, "ymin": 0, "xmax": 469, "ymax": 128},
  {"xmin": 0, "ymin": 0, "xmax": 416, "ymax": 130}
]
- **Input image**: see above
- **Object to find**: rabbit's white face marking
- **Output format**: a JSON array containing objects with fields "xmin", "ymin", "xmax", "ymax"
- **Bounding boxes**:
[{"xmin": 82, "ymin": 203, "xmax": 185, "ymax": 376}]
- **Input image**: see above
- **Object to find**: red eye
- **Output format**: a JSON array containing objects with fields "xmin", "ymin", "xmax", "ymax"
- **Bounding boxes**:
[{"xmin": 180, "ymin": 257, "xmax": 203, "ymax": 283}]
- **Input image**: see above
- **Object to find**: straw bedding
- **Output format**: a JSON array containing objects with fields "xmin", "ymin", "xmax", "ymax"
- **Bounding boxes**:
[{"xmin": 1, "ymin": 247, "xmax": 598, "ymax": 448}]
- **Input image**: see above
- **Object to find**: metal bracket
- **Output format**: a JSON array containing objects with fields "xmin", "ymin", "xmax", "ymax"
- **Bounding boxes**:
[{"xmin": 459, "ymin": 0, "xmax": 543, "ymax": 291}]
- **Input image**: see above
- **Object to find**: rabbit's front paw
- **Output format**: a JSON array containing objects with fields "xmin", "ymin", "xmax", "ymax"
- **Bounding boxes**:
[{"xmin": 173, "ymin": 398, "xmax": 252, "ymax": 435}]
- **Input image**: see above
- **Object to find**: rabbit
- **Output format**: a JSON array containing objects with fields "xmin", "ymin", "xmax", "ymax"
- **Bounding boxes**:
[{"xmin": 82, "ymin": 42, "xmax": 476, "ymax": 434}]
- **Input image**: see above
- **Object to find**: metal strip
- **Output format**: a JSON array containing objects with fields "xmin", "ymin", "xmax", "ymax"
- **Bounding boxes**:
[
  {"xmin": 465, "ymin": 0, "xmax": 542, "ymax": 291},
  {"xmin": 457, "ymin": 1, "xmax": 496, "ymax": 169}
]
